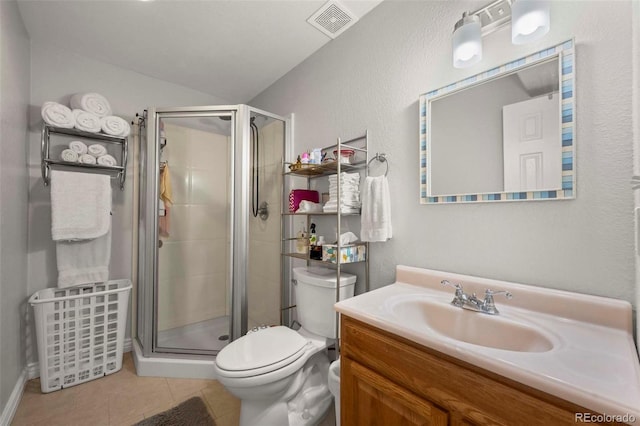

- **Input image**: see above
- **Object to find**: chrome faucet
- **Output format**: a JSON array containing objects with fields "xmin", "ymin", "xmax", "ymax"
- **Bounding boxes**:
[{"xmin": 441, "ymin": 280, "xmax": 513, "ymax": 315}]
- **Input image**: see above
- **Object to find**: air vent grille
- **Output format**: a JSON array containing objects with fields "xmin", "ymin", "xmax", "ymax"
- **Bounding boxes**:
[{"xmin": 307, "ymin": 1, "xmax": 358, "ymax": 39}]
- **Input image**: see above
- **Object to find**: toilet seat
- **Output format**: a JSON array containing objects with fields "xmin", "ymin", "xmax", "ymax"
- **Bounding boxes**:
[{"xmin": 215, "ymin": 326, "xmax": 310, "ymax": 379}]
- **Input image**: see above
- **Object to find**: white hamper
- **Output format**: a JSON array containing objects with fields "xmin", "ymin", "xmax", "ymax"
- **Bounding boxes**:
[{"xmin": 29, "ymin": 280, "xmax": 132, "ymax": 393}]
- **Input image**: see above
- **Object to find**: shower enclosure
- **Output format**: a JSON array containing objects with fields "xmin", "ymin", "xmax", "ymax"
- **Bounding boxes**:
[{"xmin": 134, "ymin": 105, "xmax": 287, "ymax": 377}]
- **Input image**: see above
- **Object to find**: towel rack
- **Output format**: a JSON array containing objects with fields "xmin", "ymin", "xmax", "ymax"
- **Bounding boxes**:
[
  {"xmin": 41, "ymin": 124, "xmax": 128, "ymax": 190},
  {"xmin": 367, "ymin": 152, "xmax": 389, "ymax": 177}
]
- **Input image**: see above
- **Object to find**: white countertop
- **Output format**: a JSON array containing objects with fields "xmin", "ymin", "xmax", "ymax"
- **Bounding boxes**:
[{"xmin": 335, "ymin": 265, "xmax": 640, "ymax": 424}]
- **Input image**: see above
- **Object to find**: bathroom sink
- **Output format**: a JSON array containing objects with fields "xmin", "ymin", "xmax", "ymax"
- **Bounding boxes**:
[{"xmin": 385, "ymin": 295, "xmax": 554, "ymax": 353}]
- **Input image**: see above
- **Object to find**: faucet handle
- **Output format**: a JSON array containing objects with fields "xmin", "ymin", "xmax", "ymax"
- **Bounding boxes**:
[
  {"xmin": 441, "ymin": 280, "xmax": 464, "ymax": 294},
  {"xmin": 482, "ymin": 289, "xmax": 513, "ymax": 315}
]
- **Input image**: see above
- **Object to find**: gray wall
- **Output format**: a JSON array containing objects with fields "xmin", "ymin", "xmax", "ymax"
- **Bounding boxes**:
[
  {"xmin": 251, "ymin": 0, "xmax": 638, "ymax": 307},
  {"xmin": 26, "ymin": 42, "xmax": 231, "ymax": 365},
  {"xmin": 0, "ymin": 0, "xmax": 30, "ymax": 415}
]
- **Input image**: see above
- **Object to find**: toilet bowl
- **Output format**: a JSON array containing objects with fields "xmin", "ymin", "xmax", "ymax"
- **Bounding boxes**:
[{"xmin": 213, "ymin": 267, "xmax": 356, "ymax": 426}]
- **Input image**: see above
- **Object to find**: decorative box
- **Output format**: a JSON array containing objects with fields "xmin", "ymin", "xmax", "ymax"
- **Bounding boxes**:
[{"xmin": 322, "ymin": 244, "xmax": 366, "ymax": 264}]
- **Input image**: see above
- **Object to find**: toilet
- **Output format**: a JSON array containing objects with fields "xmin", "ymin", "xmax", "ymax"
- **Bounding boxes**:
[{"xmin": 213, "ymin": 266, "xmax": 356, "ymax": 426}]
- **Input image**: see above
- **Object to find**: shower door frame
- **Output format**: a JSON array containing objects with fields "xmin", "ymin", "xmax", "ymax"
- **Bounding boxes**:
[{"xmin": 137, "ymin": 104, "xmax": 290, "ymax": 358}]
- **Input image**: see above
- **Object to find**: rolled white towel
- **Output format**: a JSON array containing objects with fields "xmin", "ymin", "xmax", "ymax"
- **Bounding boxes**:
[
  {"xmin": 101, "ymin": 116, "xmax": 130, "ymax": 137},
  {"xmin": 60, "ymin": 149, "xmax": 78, "ymax": 163},
  {"xmin": 70, "ymin": 93, "xmax": 112, "ymax": 118},
  {"xmin": 68, "ymin": 140, "xmax": 88, "ymax": 155},
  {"xmin": 72, "ymin": 109, "xmax": 101, "ymax": 133},
  {"xmin": 97, "ymin": 154, "xmax": 117, "ymax": 167},
  {"xmin": 41, "ymin": 102, "xmax": 75, "ymax": 129},
  {"xmin": 78, "ymin": 153, "xmax": 97, "ymax": 165},
  {"xmin": 88, "ymin": 144, "xmax": 107, "ymax": 158}
]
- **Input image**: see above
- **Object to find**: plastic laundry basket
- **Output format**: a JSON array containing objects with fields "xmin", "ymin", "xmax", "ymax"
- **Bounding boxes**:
[{"xmin": 29, "ymin": 279, "xmax": 132, "ymax": 393}]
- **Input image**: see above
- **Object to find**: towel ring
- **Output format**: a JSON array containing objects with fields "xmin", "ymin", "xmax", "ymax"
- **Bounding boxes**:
[{"xmin": 367, "ymin": 152, "xmax": 389, "ymax": 177}]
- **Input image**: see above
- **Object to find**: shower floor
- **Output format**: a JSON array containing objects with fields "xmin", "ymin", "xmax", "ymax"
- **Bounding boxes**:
[{"xmin": 157, "ymin": 315, "xmax": 231, "ymax": 353}]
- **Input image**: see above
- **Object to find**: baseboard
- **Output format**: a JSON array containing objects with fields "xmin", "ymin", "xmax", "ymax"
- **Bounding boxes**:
[
  {"xmin": 25, "ymin": 337, "xmax": 133, "ymax": 381},
  {"xmin": 0, "ymin": 369, "xmax": 27, "ymax": 426}
]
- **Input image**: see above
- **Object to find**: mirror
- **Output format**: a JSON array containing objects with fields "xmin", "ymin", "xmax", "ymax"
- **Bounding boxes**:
[{"xmin": 419, "ymin": 40, "xmax": 575, "ymax": 203}]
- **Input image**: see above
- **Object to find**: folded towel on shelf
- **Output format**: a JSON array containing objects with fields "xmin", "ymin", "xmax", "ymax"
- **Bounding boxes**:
[
  {"xmin": 296, "ymin": 200, "xmax": 323, "ymax": 213},
  {"xmin": 78, "ymin": 153, "xmax": 97, "ymax": 164},
  {"xmin": 88, "ymin": 143, "xmax": 107, "ymax": 158},
  {"xmin": 69, "ymin": 140, "xmax": 88, "ymax": 155},
  {"xmin": 50, "ymin": 170, "xmax": 111, "ymax": 241},
  {"xmin": 97, "ymin": 154, "xmax": 117, "ymax": 167},
  {"xmin": 70, "ymin": 92, "xmax": 112, "ymax": 118},
  {"xmin": 72, "ymin": 109, "xmax": 101, "ymax": 133},
  {"xmin": 360, "ymin": 175, "xmax": 392, "ymax": 242},
  {"xmin": 41, "ymin": 102, "xmax": 75, "ymax": 128},
  {"xmin": 101, "ymin": 116, "xmax": 130, "ymax": 137},
  {"xmin": 60, "ymin": 149, "xmax": 78, "ymax": 163},
  {"xmin": 56, "ymin": 228, "xmax": 111, "ymax": 288}
]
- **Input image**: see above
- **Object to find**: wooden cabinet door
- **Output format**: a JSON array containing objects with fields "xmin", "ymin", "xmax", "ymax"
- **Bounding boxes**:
[{"xmin": 342, "ymin": 357, "xmax": 448, "ymax": 426}]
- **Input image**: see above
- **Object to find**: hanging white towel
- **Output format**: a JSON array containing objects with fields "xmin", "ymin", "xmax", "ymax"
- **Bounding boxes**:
[
  {"xmin": 70, "ymin": 92, "xmax": 112, "ymax": 118},
  {"xmin": 41, "ymin": 102, "xmax": 75, "ymax": 128},
  {"xmin": 360, "ymin": 175, "xmax": 392, "ymax": 242},
  {"xmin": 56, "ymin": 228, "xmax": 111, "ymax": 288},
  {"xmin": 50, "ymin": 170, "xmax": 111, "ymax": 241}
]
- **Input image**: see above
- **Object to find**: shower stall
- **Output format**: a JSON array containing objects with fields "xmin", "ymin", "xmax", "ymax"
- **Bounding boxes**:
[{"xmin": 133, "ymin": 105, "xmax": 288, "ymax": 378}]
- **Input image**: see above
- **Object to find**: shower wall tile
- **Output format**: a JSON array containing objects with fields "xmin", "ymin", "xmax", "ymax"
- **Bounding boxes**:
[
  {"xmin": 189, "ymin": 131, "xmax": 224, "ymax": 169},
  {"xmin": 164, "ymin": 205, "xmax": 190, "ymax": 241},
  {"xmin": 169, "ymin": 166, "xmax": 190, "ymax": 205},
  {"xmin": 189, "ymin": 206, "xmax": 228, "ymax": 240},
  {"xmin": 191, "ymin": 169, "xmax": 224, "ymax": 205}
]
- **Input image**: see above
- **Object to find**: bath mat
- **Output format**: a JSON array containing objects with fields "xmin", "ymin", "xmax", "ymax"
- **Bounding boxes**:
[{"xmin": 134, "ymin": 397, "xmax": 216, "ymax": 426}]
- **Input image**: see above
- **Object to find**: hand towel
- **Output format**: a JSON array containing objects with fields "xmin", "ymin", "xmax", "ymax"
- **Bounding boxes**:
[
  {"xmin": 50, "ymin": 170, "xmax": 111, "ymax": 241},
  {"xmin": 60, "ymin": 149, "xmax": 78, "ymax": 163},
  {"xmin": 101, "ymin": 116, "xmax": 131, "ymax": 137},
  {"xmin": 160, "ymin": 164, "xmax": 173, "ymax": 205},
  {"xmin": 56, "ymin": 228, "xmax": 111, "ymax": 288},
  {"xmin": 78, "ymin": 153, "xmax": 97, "ymax": 165},
  {"xmin": 70, "ymin": 92, "xmax": 112, "ymax": 118},
  {"xmin": 72, "ymin": 109, "xmax": 102, "ymax": 133},
  {"xmin": 97, "ymin": 154, "xmax": 117, "ymax": 167},
  {"xmin": 69, "ymin": 140, "xmax": 88, "ymax": 155},
  {"xmin": 88, "ymin": 143, "xmax": 107, "ymax": 158},
  {"xmin": 41, "ymin": 102, "xmax": 75, "ymax": 129},
  {"xmin": 360, "ymin": 175, "xmax": 392, "ymax": 242},
  {"xmin": 159, "ymin": 204, "xmax": 171, "ymax": 237}
]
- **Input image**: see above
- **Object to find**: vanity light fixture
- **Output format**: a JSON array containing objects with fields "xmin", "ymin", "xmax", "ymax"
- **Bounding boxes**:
[{"xmin": 452, "ymin": 0, "xmax": 550, "ymax": 68}]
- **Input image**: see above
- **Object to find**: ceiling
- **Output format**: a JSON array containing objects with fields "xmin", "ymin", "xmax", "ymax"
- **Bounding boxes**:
[{"xmin": 17, "ymin": 0, "xmax": 382, "ymax": 103}]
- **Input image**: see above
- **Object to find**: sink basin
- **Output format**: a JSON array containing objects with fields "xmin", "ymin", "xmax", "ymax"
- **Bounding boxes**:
[{"xmin": 386, "ymin": 295, "xmax": 554, "ymax": 353}]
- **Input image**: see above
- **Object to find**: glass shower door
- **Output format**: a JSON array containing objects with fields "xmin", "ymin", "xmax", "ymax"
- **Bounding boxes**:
[{"xmin": 154, "ymin": 112, "xmax": 234, "ymax": 355}]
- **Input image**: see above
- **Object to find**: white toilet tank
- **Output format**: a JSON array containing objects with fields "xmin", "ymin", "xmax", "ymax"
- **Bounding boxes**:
[{"xmin": 292, "ymin": 267, "xmax": 356, "ymax": 339}]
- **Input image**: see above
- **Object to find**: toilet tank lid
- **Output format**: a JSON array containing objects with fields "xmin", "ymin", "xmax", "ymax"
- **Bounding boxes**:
[
  {"xmin": 292, "ymin": 267, "xmax": 356, "ymax": 288},
  {"xmin": 216, "ymin": 326, "xmax": 308, "ymax": 372}
]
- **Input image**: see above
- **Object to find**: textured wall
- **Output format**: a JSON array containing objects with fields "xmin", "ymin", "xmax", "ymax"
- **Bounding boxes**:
[
  {"xmin": 0, "ymin": 0, "xmax": 30, "ymax": 414},
  {"xmin": 251, "ymin": 1, "xmax": 637, "ymax": 306},
  {"xmin": 26, "ymin": 42, "xmax": 230, "ymax": 364}
]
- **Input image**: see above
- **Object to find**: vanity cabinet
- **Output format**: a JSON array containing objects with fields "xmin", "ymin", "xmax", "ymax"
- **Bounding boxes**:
[{"xmin": 341, "ymin": 316, "xmax": 620, "ymax": 426}]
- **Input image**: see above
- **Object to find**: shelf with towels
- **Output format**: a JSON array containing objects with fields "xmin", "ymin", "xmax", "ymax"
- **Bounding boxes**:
[{"xmin": 41, "ymin": 124, "xmax": 129, "ymax": 190}]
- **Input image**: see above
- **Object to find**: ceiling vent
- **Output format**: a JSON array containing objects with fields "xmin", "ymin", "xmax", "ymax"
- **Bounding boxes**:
[{"xmin": 307, "ymin": 1, "xmax": 358, "ymax": 39}]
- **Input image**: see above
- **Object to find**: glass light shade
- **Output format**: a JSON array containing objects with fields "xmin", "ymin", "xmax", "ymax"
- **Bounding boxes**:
[
  {"xmin": 512, "ymin": 0, "xmax": 550, "ymax": 44},
  {"xmin": 452, "ymin": 15, "xmax": 482, "ymax": 68}
]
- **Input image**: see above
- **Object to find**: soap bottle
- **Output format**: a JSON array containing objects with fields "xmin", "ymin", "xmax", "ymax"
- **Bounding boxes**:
[
  {"xmin": 309, "ymin": 223, "xmax": 317, "ymax": 246},
  {"xmin": 296, "ymin": 227, "xmax": 308, "ymax": 254}
]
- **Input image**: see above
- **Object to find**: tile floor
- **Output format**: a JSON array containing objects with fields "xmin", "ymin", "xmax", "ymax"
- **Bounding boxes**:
[{"xmin": 12, "ymin": 352, "xmax": 337, "ymax": 426}]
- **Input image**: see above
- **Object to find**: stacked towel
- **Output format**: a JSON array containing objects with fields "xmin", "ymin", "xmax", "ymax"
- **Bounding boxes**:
[
  {"xmin": 88, "ymin": 144, "xmax": 107, "ymax": 158},
  {"xmin": 97, "ymin": 154, "xmax": 117, "ymax": 167},
  {"xmin": 78, "ymin": 154, "xmax": 97, "ymax": 164},
  {"xmin": 72, "ymin": 109, "xmax": 101, "ymax": 133},
  {"xmin": 69, "ymin": 140, "xmax": 88, "ymax": 155},
  {"xmin": 101, "ymin": 116, "xmax": 131, "ymax": 137},
  {"xmin": 60, "ymin": 149, "xmax": 78, "ymax": 163},
  {"xmin": 324, "ymin": 172, "xmax": 361, "ymax": 213},
  {"xmin": 360, "ymin": 175, "xmax": 392, "ymax": 242},
  {"xmin": 70, "ymin": 93, "xmax": 112, "ymax": 118},
  {"xmin": 41, "ymin": 102, "xmax": 75, "ymax": 129},
  {"xmin": 51, "ymin": 170, "xmax": 112, "ymax": 287}
]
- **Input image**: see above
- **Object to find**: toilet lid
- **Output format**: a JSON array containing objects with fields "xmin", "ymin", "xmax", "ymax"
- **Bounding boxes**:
[{"xmin": 216, "ymin": 326, "xmax": 308, "ymax": 373}]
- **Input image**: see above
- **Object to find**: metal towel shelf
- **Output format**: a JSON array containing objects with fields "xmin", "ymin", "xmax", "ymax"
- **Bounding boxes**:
[{"xmin": 41, "ymin": 125, "xmax": 128, "ymax": 190}]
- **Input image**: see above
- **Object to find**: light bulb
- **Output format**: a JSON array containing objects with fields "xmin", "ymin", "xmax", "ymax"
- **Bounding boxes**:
[{"xmin": 512, "ymin": 0, "xmax": 550, "ymax": 44}]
